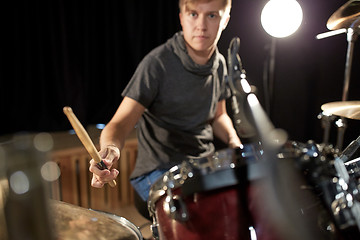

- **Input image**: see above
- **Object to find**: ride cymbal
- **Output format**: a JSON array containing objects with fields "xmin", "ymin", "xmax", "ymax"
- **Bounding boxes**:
[
  {"xmin": 327, "ymin": 0, "xmax": 360, "ymax": 30},
  {"xmin": 321, "ymin": 101, "xmax": 360, "ymax": 120}
]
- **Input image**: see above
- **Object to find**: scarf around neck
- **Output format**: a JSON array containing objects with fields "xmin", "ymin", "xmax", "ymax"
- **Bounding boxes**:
[{"xmin": 168, "ymin": 31, "xmax": 220, "ymax": 76}]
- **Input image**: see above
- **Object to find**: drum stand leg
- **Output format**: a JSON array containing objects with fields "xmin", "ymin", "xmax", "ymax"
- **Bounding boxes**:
[
  {"xmin": 335, "ymin": 117, "xmax": 347, "ymax": 152},
  {"xmin": 317, "ymin": 112, "xmax": 347, "ymax": 153},
  {"xmin": 318, "ymin": 112, "xmax": 336, "ymax": 145}
]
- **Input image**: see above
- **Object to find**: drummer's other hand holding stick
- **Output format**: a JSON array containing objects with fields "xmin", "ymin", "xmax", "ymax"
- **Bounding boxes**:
[{"xmin": 63, "ymin": 106, "xmax": 117, "ymax": 187}]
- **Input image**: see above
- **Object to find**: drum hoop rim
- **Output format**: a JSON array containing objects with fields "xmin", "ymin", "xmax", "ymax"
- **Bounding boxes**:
[{"xmin": 91, "ymin": 210, "xmax": 143, "ymax": 239}]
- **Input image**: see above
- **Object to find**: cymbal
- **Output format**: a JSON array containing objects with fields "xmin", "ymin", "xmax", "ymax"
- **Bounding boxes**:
[
  {"xmin": 327, "ymin": 0, "xmax": 360, "ymax": 30},
  {"xmin": 49, "ymin": 200, "xmax": 142, "ymax": 240},
  {"xmin": 321, "ymin": 101, "xmax": 360, "ymax": 120}
]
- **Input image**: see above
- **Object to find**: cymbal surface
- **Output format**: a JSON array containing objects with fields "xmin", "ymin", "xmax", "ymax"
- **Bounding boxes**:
[
  {"xmin": 321, "ymin": 101, "xmax": 360, "ymax": 120},
  {"xmin": 327, "ymin": 0, "xmax": 360, "ymax": 30},
  {"xmin": 50, "ymin": 200, "xmax": 142, "ymax": 240}
]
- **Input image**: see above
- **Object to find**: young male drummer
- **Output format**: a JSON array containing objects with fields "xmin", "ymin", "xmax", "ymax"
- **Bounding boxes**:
[{"xmin": 89, "ymin": 0, "xmax": 241, "ymax": 210}]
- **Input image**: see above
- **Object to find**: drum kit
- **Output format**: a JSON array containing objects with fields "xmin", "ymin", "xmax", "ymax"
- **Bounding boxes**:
[
  {"xmin": 2, "ymin": 1, "xmax": 360, "ymax": 240},
  {"xmin": 147, "ymin": 1, "xmax": 360, "ymax": 240}
]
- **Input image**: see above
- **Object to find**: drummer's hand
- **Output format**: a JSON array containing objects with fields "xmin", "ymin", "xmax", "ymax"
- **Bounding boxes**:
[
  {"xmin": 89, "ymin": 145, "xmax": 120, "ymax": 188},
  {"xmin": 228, "ymin": 135, "xmax": 242, "ymax": 149}
]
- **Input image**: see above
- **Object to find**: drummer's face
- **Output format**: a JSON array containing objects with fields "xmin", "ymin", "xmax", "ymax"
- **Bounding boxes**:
[{"xmin": 179, "ymin": 0, "xmax": 230, "ymax": 58}]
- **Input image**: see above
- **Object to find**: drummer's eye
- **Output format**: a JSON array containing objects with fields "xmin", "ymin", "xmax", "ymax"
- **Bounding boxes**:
[{"xmin": 190, "ymin": 12, "xmax": 197, "ymax": 18}]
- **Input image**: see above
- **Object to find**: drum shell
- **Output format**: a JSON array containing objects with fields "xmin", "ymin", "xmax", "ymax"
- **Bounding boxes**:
[
  {"xmin": 154, "ymin": 174, "xmax": 250, "ymax": 240},
  {"xmin": 152, "ymin": 163, "xmax": 287, "ymax": 240}
]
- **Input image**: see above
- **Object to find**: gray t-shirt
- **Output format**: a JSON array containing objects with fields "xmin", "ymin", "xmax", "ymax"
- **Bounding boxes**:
[{"xmin": 122, "ymin": 32, "xmax": 229, "ymax": 178}]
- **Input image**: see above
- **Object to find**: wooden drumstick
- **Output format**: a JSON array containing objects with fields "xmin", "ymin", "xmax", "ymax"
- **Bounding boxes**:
[{"xmin": 63, "ymin": 106, "xmax": 116, "ymax": 187}]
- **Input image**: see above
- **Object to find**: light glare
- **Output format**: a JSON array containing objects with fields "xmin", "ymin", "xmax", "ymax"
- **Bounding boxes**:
[
  {"xmin": 41, "ymin": 161, "xmax": 61, "ymax": 182},
  {"xmin": 261, "ymin": 0, "xmax": 303, "ymax": 38},
  {"xmin": 10, "ymin": 171, "xmax": 30, "ymax": 194},
  {"xmin": 240, "ymin": 79, "xmax": 252, "ymax": 93}
]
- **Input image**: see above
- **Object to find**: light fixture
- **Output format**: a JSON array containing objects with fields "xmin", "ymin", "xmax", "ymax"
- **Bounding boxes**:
[{"xmin": 261, "ymin": 0, "xmax": 303, "ymax": 38}]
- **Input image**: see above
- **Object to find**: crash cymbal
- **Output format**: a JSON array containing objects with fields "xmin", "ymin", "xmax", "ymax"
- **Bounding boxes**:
[
  {"xmin": 49, "ymin": 200, "xmax": 142, "ymax": 240},
  {"xmin": 327, "ymin": 0, "xmax": 360, "ymax": 30},
  {"xmin": 321, "ymin": 101, "xmax": 360, "ymax": 120}
]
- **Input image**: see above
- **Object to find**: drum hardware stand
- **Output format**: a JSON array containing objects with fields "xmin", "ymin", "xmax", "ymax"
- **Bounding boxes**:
[
  {"xmin": 316, "ymin": 7, "xmax": 360, "ymax": 152},
  {"xmin": 333, "ymin": 157, "xmax": 360, "ymax": 231},
  {"xmin": 339, "ymin": 134, "xmax": 360, "ymax": 163},
  {"xmin": 317, "ymin": 112, "xmax": 339, "ymax": 157},
  {"xmin": 335, "ymin": 118, "xmax": 347, "ymax": 152},
  {"xmin": 345, "ymin": 157, "xmax": 360, "ymax": 166},
  {"xmin": 335, "ymin": 21, "xmax": 360, "ymax": 152},
  {"xmin": 317, "ymin": 112, "xmax": 336, "ymax": 145},
  {"xmin": 227, "ymin": 37, "xmax": 258, "ymax": 140},
  {"xmin": 330, "ymin": 134, "xmax": 360, "ymax": 231}
]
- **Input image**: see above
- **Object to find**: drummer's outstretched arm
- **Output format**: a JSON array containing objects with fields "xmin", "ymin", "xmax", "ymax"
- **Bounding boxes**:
[
  {"xmin": 89, "ymin": 97, "xmax": 145, "ymax": 188},
  {"xmin": 212, "ymin": 100, "xmax": 242, "ymax": 148}
]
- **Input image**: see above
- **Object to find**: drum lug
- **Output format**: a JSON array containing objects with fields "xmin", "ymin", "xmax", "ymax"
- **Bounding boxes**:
[
  {"xmin": 165, "ymin": 194, "xmax": 189, "ymax": 222},
  {"xmin": 150, "ymin": 222, "xmax": 160, "ymax": 240}
]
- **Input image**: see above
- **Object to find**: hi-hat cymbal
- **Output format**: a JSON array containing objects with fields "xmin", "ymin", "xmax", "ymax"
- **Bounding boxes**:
[
  {"xmin": 321, "ymin": 101, "xmax": 360, "ymax": 120},
  {"xmin": 327, "ymin": 0, "xmax": 360, "ymax": 30}
]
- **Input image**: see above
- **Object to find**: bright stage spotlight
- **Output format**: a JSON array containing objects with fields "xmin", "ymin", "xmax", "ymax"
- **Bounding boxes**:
[{"xmin": 261, "ymin": 0, "xmax": 303, "ymax": 38}]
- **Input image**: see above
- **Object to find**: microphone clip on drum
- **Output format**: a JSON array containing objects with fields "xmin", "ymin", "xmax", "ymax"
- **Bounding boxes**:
[{"xmin": 227, "ymin": 37, "xmax": 257, "ymax": 139}]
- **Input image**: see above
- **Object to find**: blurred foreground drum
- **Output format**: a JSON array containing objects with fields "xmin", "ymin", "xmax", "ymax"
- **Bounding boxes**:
[{"xmin": 50, "ymin": 200, "xmax": 143, "ymax": 240}]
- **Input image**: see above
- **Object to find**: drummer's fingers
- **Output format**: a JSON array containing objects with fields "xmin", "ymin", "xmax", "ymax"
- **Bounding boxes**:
[
  {"xmin": 89, "ymin": 163, "xmax": 119, "ymax": 183},
  {"xmin": 101, "ymin": 146, "xmax": 120, "ymax": 160},
  {"xmin": 89, "ymin": 159, "xmax": 111, "ymax": 176},
  {"xmin": 90, "ymin": 171, "xmax": 119, "ymax": 188},
  {"xmin": 91, "ymin": 174, "xmax": 105, "ymax": 188},
  {"xmin": 110, "ymin": 168, "xmax": 119, "ymax": 179}
]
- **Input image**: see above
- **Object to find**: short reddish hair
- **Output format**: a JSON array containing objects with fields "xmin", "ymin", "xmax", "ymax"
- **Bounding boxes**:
[{"xmin": 179, "ymin": 0, "xmax": 232, "ymax": 15}]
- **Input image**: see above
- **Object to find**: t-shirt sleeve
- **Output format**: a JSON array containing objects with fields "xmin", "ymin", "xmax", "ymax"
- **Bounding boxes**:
[{"xmin": 122, "ymin": 54, "xmax": 161, "ymax": 108}]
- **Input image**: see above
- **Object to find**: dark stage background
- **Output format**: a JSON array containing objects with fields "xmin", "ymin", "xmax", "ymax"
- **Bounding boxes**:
[{"xmin": 3, "ymin": 0, "xmax": 360, "ymax": 148}]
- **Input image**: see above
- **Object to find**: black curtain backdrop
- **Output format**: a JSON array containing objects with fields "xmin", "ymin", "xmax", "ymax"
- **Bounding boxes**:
[
  {"xmin": 4, "ymin": 0, "xmax": 360, "ymax": 148},
  {"xmin": 5, "ymin": 0, "xmax": 180, "ymax": 134}
]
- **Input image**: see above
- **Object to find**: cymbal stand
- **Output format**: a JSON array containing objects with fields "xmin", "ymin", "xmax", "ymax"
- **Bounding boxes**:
[
  {"xmin": 317, "ymin": 112, "xmax": 338, "ymax": 156},
  {"xmin": 336, "ymin": 21, "xmax": 360, "ymax": 151},
  {"xmin": 317, "ymin": 112, "xmax": 336, "ymax": 145},
  {"xmin": 342, "ymin": 21, "xmax": 360, "ymax": 102},
  {"xmin": 317, "ymin": 20, "xmax": 360, "ymax": 151},
  {"xmin": 335, "ymin": 118, "xmax": 347, "ymax": 152}
]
